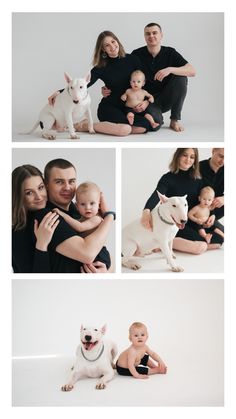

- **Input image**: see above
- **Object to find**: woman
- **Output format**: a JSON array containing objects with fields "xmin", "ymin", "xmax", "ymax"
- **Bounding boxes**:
[
  {"xmin": 12, "ymin": 165, "xmax": 60, "ymax": 272},
  {"xmin": 12, "ymin": 165, "xmax": 114, "ymax": 273},
  {"xmin": 49, "ymin": 31, "xmax": 160, "ymax": 136},
  {"xmin": 141, "ymin": 148, "xmax": 224, "ymax": 254}
]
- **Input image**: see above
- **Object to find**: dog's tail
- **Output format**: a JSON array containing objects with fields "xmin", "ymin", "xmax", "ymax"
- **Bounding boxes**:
[{"xmin": 18, "ymin": 120, "xmax": 40, "ymax": 135}]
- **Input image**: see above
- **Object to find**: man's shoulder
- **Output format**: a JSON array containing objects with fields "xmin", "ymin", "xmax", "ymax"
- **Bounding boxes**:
[{"xmin": 132, "ymin": 46, "xmax": 147, "ymax": 55}]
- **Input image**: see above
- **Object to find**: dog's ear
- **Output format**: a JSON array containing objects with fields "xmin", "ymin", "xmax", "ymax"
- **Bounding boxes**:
[
  {"xmin": 64, "ymin": 72, "xmax": 72, "ymax": 83},
  {"xmin": 183, "ymin": 194, "xmax": 187, "ymax": 199},
  {"xmin": 157, "ymin": 190, "xmax": 168, "ymax": 203},
  {"xmin": 85, "ymin": 73, "xmax": 91, "ymax": 84},
  {"xmin": 101, "ymin": 324, "xmax": 107, "ymax": 335},
  {"xmin": 80, "ymin": 324, "xmax": 84, "ymax": 331}
]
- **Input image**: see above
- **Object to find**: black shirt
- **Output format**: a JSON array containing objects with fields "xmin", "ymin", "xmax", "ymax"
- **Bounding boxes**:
[
  {"xmin": 33, "ymin": 201, "xmax": 111, "ymax": 273},
  {"xmin": 132, "ymin": 46, "xmax": 188, "ymax": 94},
  {"xmin": 200, "ymin": 159, "xmax": 224, "ymax": 197},
  {"xmin": 88, "ymin": 54, "xmax": 142, "ymax": 103},
  {"xmin": 144, "ymin": 170, "xmax": 204, "ymax": 211}
]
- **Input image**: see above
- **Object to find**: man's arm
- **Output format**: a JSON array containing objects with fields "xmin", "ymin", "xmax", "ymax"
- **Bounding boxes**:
[{"xmin": 154, "ymin": 63, "xmax": 196, "ymax": 81}]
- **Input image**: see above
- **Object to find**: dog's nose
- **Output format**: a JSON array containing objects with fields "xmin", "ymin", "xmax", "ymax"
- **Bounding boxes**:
[
  {"xmin": 85, "ymin": 335, "xmax": 92, "ymax": 341},
  {"xmin": 181, "ymin": 219, "xmax": 187, "ymax": 224}
]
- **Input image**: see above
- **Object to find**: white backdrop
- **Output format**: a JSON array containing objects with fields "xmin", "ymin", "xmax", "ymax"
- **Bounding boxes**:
[
  {"xmin": 12, "ymin": 13, "xmax": 224, "ymax": 139},
  {"xmin": 12, "ymin": 147, "xmax": 115, "ymax": 264},
  {"xmin": 12, "ymin": 278, "xmax": 224, "ymax": 406}
]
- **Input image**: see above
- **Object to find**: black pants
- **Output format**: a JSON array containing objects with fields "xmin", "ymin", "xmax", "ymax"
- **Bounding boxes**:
[
  {"xmin": 116, "ymin": 354, "xmax": 149, "ymax": 376},
  {"xmin": 148, "ymin": 75, "xmax": 188, "ymax": 125},
  {"xmin": 97, "ymin": 99, "xmax": 160, "ymax": 132}
]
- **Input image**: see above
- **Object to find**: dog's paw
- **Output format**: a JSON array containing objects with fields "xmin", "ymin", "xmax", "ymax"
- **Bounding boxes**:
[
  {"xmin": 131, "ymin": 263, "xmax": 141, "ymax": 270},
  {"xmin": 42, "ymin": 133, "xmax": 56, "ymax": 140},
  {"xmin": 70, "ymin": 133, "xmax": 80, "ymax": 140},
  {"xmin": 61, "ymin": 384, "xmax": 74, "ymax": 392},
  {"xmin": 96, "ymin": 382, "xmax": 106, "ymax": 390},
  {"xmin": 171, "ymin": 266, "xmax": 184, "ymax": 272},
  {"xmin": 89, "ymin": 129, "xmax": 95, "ymax": 134}
]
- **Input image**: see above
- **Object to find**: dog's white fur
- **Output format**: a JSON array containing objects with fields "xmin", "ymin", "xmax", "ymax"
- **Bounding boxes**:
[
  {"xmin": 25, "ymin": 72, "xmax": 95, "ymax": 140},
  {"xmin": 61, "ymin": 324, "xmax": 117, "ymax": 391},
  {"xmin": 122, "ymin": 192, "xmax": 188, "ymax": 272}
]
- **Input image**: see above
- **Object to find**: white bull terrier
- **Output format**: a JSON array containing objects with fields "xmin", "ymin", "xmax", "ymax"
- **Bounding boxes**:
[
  {"xmin": 25, "ymin": 72, "xmax": 95, "ymax": 140},
  {"xmin": 122, "ymin": 192, "xmax": 188, "ymax": 272},
  {"xmin": 61, "ymin": 324, "xmax": 118, "ymax": 391}
]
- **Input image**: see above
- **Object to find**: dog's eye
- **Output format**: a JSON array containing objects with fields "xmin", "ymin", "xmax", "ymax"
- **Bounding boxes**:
[
  {"xmin": 70, "ymin": 86, "xmax": 73, "ymax": 89},
  {"xmin": 185, "ymin": 203, "xmax": 187, "ymax": 206},
  {"xmin": 83, "ymin": 328, "xmax": 86, "ymax": 330},
  {"xmin": 80, "ymin": 86, "xmax": 83, "ymax": 89},
  {"xmin": 172, "ymin": 204, "xmax": 176, "ymax": 207},
  {"xmin": 94, "ymin": 328, "xmax": 98, "ymax": 331}
]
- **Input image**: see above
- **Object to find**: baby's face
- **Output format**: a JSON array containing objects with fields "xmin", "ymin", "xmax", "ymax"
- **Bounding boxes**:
[
  {"xmin": 199, "ymin": 192, "xmax": 214, "ymax": 207},
  {"xmin": 76, "ymin": 189, "xmax": 100, "ymax": 218},
  {"xmin": 130, "ymin": 74, "xmax": 145, "ymax": 90},
  {"xmin": 129, "ymin": 327, "xmax": 148, "ymax": 346}
]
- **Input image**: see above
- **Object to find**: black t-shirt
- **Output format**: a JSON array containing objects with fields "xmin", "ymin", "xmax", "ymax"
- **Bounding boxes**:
[
  {"xmin": 200, "ymin": 159, "xmax": 224, "ymax": 197},
  {"xmin": 88, "ymin": 54, "xmax": 142, "ymax": 103},
  {"xmin": 33, "ymin": 201, "xmax": 111, "ymax": 273},
  {"xmin": 132, "ymin": 46, "xmax": 188, "ymax": 94},
  {"xmin": 144, "ymin": 170, "xmax": 204, "ymax": 211}
]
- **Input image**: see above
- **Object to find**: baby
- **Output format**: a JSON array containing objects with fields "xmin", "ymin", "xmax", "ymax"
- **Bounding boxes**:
[
  {"xmin": 54, "ymin": 181, "xmax": 103, "ymax": 237},
  {"xmin": 188, "ymin": 186, "xmax": 224, "ymax": 243},
  {"xmin": 121, "ymin": 70, "xmax": 159, "ymax": 129},
  {"xmin": 116, "ymin": 322, "xmax": 167, "ymax": 379}
]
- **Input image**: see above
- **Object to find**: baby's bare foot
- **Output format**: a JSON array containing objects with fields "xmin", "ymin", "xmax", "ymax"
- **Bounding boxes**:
[
  {"xmin": 170, "ymin": 119, "xmax": 184, "ymax": 132},
  {"xmin": 127, "ymin": 113, "xmax": 134, "ymax": 125},
  {"xmin": 205, "ymin": 233, "xmax": 212, "ymax": 244}
]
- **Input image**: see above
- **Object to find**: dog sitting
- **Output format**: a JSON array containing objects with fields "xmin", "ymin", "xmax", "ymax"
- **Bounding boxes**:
[
  {"xmin": 122, "ymin": 191, "xmax": 188, "ymax": 272},
  {"xmin": 25, "ymin": 72, "xmax": 95, "ymax": 140},
  {"xmin": 61, "ymin": 324, "xmax": 117, "ymax": 391}
]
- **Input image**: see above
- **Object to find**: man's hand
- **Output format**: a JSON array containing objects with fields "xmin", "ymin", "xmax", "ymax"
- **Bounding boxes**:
[
  {"xmin": 101, "ymin": 86, "xmax": 111, "ymax": 97},
  {"xmin": 141, "ymin": 210, "xmax": 153, "ymax": 231},
  {"xmin": 154, "ymin": 67, "xmax": 172, "ymax": 82},
  {"xmin": 133, "ymin": 100, "xmax": 149, "ymax": 113},
  {"xmin": 81, "ymin": 261, "xmax": 108, "ymax": 273}
]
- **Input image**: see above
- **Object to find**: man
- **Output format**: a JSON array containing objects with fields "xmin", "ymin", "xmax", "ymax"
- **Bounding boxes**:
[
  {"xmin": 131, "ymin": 22, "xmax": 196, "ymax": 132},
  {"xmin": 200, "ymin": 148, "xmax": 224, "ymax": 226},
  {"xmin": 34, "ymin": 159, "xmax": 114, "ymax": 273}
]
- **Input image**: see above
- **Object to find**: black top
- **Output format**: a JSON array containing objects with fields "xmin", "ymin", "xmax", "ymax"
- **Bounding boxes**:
[
  {"xmin": 88, "ymin": 54, "xmax": 142, "ymax": 104},
  {"xmin": 132, "ymin": 46, "xmax": 188, "ymax": 94},
  {"xmin": 12, "ymin": 201, "xmax": 111, "ymax": 273},
  {"xmin": 200, "ymin": 159, "xmax": 224, "ymax": 197},
  {"xmin": 144, "ymin": 170, "xmax": 204, "ymax": 211},
  {"xmin": 12, "ymin": 220, "xmax": 50, "ymax": 273}
]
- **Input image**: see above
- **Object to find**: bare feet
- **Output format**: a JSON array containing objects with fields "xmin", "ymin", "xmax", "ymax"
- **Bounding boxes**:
[
  {"xmin": 127, "ymin": 112, "xmax": 134, "ymax": 125},
  {"xmin": 170, "ymin": 119, "xmax": 184, "ymax": 132},
  {"xmin": 74, "ymin": 119, "xmax": 89, "ymax": 132},
  {"xmin": 144, "ymin": 113, "xmax": 159, "ymax": 129},
  {"xmin": 205, "ymin": 233, "xmax": 212, "ymax": 244}
]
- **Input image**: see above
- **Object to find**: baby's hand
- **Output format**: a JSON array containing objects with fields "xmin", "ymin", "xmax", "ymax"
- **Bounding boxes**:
[
  {"xmin": 137, "ymin": 374, "xmax": 149, "ymax": 379},
  {"xmin": 149, "ymin": 95, "xmax": 154, "ymax": 103},
  {"xmin": 52, "ymin": 207, "xmax": 63, "ymax": 217},
  {"xmin": 121, "ymin": 94, "xmax": 126, "ymax": 102}
]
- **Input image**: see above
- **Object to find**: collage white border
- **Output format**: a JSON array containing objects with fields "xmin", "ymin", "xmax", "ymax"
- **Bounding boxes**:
[{"xmin": 1, "ymin": 0, "xmax": 235, "ymax": 418}]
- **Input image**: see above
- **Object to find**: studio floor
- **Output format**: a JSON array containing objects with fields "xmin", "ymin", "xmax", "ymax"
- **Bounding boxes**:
[
  {"xmin": 12, "ymin": 352, "xmax": 223, "ymax": 407},
  {"xmin": 122, "ymin": 246, "xmax": 224, "ymax": 274},
  {"xmin": 12, "ymin": 120, "xmax": 223, "ymax": 143}
]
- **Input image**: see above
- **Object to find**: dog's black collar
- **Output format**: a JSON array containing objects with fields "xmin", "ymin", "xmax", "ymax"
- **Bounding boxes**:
[
  {"xmin": 157, "ymin": 206, "xmax": 175, "ymax": 226},
  {"xmin": 81, "ymin": 343, "xmax": 104, "ymax": 362}
]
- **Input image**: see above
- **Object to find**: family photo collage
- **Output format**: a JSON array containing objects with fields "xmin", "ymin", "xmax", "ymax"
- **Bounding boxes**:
[{"xmin": 11, "ymin": 12, "xmax": 225, "ymax": 409}]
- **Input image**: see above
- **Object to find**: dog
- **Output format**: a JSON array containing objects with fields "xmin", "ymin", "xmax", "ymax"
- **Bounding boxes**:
[
  {"xmin": 122, "ymin": 191, "xmax": 188, "ymax": 272},
  {"xmin": 24, "ymin": 72, "xmax": 95, "ymax": 140},
  {"xmin": 61, "ymin": 324, "xmax": 118, "ymax": 391}
]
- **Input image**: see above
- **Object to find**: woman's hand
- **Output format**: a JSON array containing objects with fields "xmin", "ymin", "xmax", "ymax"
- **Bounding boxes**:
[
  {"xmin": 81, "ymin": 261, "xmax": 108, "ymax": 273},
  {"xmin": 34, "ymin": 211, "xmax": 60, "ymax": 251},
  {"xmin": 141, "ymin": 209, "xmax": 153, "ymax": 230},
  {"xmin": 48, "ymin": 91, "xmax": 60, "ymax": 106},
  {"xmin": 101, "ymin": 86, "xmax": 111, "ymax": 97}
]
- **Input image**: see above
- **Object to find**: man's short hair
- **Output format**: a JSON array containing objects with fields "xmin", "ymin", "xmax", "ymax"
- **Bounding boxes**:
[
  {"xmin": 145, "ymin": 22, "xmax": 162, "ymax": 32},
  {"xmin": 44, "ymin": 158, "xmax": 76, "ymax": 183}
]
